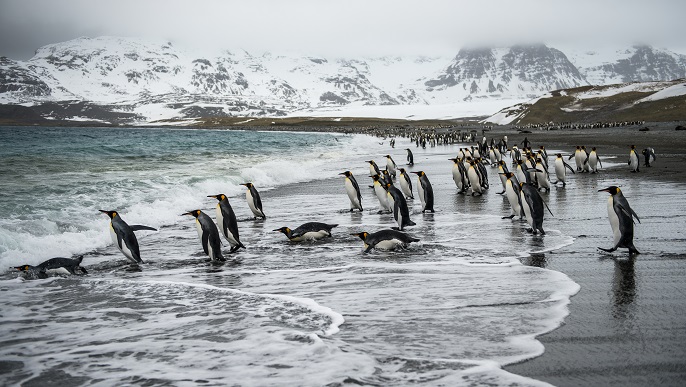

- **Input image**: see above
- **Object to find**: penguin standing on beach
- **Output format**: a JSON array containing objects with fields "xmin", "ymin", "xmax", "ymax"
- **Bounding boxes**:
[
  {"xmin": 629, "ymin": 145, "xmax": 640, "ymax": 172},
  {"xmin": 554, "ymin": 153, "xmax": 575, "ymax": 186},
  {"xmin": 501, "ymin": 172, "xmax": 522, "ymax": 219},
  {"xmin": 385, "ymin": 155, "xmax": 398, "ymax": 178},
  {"xmin": 598, "ymin": 186, "xmax": 640, "ymax": 255},
  {"xmin": 398, "ymin": 168, "xmax": 414, "ymax": 199},
  {"xmin": 99, "ymin": 210, "xmax": 157, "ymax": 264},
  {"xmin": 467, "ymin": 160, "xmax": 484, "ymax": 196},
  {"xmin": 642, "ymin": 147, "xmax": 656, "ymax": 167},
  {"xmin": 352, "ymin": 230, "xmax": 420, "ymax": 253},
  {"xmin": 339, "ymin": 171, "xmax": 363, "ymax": 212},
  {"xmin": 208, "ymin": 194, "xmax": 245, "ymax": 253},
  {"xmin": 450, "ymin": 158, "xmax": 468, "ymax": 194},
  {"xmin": 386, "ymin": 183, "xmax": 415, "ymax": 230},
  {"xmin": 182, "ymin": 210, "xmax": 226, "ymax": 262},
  {"xmin": 406, "ymin": 149, "xmax": 414, "ymax": 166},
  {"xmin": 519, "ymin": 172, "xmax": 553, "ymax": 235},
  {"xmin": 411, "ymin": 171, "xmax": 434, "ymax": 212},
  {"xmin": 367, "ymin": 160, "xmax": 381, "ymax": 177},
  {"xmin": 372, "ymin": 175, "xmax": 392, "ymax": 213},
  {"xmin": 241, "ymin": 183, "xmax": 266, "ymax": 219},
  {"xmin": 587, "ymin": 147, "xmax": 603, "ymax": 173}
]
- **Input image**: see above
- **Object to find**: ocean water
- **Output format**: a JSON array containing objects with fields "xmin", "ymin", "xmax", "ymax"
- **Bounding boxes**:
[{"xmin": 0, "ymin": 126, "xmax": 579, "ymax": 386}]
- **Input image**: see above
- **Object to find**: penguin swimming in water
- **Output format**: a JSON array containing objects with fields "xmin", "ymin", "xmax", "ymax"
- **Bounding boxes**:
[
  {"xmin": 182, "ymin": 209, "xmax": 225, "ymax": 262},
  {"xmin": 642, "ymin": 147, "xmax": 656, "ymax": 167},
  {"xmin": 339, "ymin": 171, "xmax": 363, "ymax": 212},
  {"xmin": 352, "ymin": 230, "xmax": 420, "ymax": 253},
  {"xmin": 397, "ymin": 168, "xmax": 414, "ymax": 199},
  {"xmin": 14, "ymin": 256, "xmax": 87, "ymax": 279},
  {"xmin": 385, "ymin": 155, "xmax": 398, "ymax": 178},
  {"xmin": 411, "ymin": 171, "xmax": 434, "ymax": 212},
  {"xmin": 405, "ymin": 149, "xmax": 414, "ymax": 166},
  {"xmin": 598, "ymin": 186, "xmax": 640, "ymax": 255},
  {"xmin": 241, "ymin": 183, "xmax": 266, "ymax": 219},
  {"xmin": 274, "ymin": 222, "xmax": 337, "ymax": 242},
  {"xmin": 386, "ymin": 182, "xmax": 415, "ymax": 230},
  {"xmin": 99, "ymin": 210, "xmax": 157, "ymax": 264},
  {"xmin": 628, "ymin": 145, "xmax": 640, "ymax": 172},
  {"xmin": 208, "ymin": 194, "xmax": 245, "ymax": 253}
]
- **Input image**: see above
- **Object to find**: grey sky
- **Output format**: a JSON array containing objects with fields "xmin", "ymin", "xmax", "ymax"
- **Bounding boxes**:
[{"xmin": 1, "ymin": 0, "xmax": 685, "ymax": 60}]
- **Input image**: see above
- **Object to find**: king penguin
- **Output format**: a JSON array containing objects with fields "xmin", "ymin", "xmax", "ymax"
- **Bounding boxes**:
[
  {"xmin": 411, "ymin": 171, "xmax": 434, "ymax": 212},
  {"xmin": 14, "ymin": 256, "xmax": 88, "ymax": 279},
  {"xmin": 208, "ymin": 194, "xmax": 246, "ymax": 253},
  {"xmin": 500, "ymin": 172, "xmax": 522, "ymax": 219},
  {"xmin": 398, "ymin": 168, "xmax": 414, "ymax": 199},
  {"xmin": 182, "ymin": 209, "xmax": 225, "ymax": 262},
  {"xmin": 386, "ymin": 182, "xmax": 415, "ymax": 230},
  {"xmin": 642, "ymin": 147, "xmax": 656, "ymax": 167},
  {"xmin": 241, "ymin": 183, "xmax": 266, "ymax": 219},
  {"xmin": 274, "ymin": 222, "xmax": 337, "ymax": 242},
  {"xmin": 405, "ymin": 148, "xmax": 414, "ymax": 166},
  {"xmin": 587, "ymin": 147, "xmax": 603, "ymax": 173},
  {"xmin": 598, "ymin": 186, "xmax": 640, "ymax": 255},
  {"xmin": 385, "ymin": 155, "xmax": 398, "ymax": 178},
  {"xmin": 339, "ymin": 171, "xmax": 363, "ymax": 212},
  {"xmin": 554, "ymin": 153, "xmax": 575, "ymax": 186},
  {"xmin": 99, "ymin": 210, "xmax": 157, "ymax": 264},
  {"xmin": 371, "ymin": 174, "xmax": 392, "ymax": 213},
  {"xmin": 519, "ymin": 172, "xmax": 554, "ymax": 235},
  {"xmin": 629, "ymin": 145, "xmax": 640, "ymax": 172},
  {"xmin": 366, "ymin": 160, "xmax": 381, "ymax": 177},
  {"xmin": 449, "ymin": 158, "xmax": 469, "ymax": 194},
  {"xmin": 352, "ymin": 230, "xmax": 419, "ymax": 253}
]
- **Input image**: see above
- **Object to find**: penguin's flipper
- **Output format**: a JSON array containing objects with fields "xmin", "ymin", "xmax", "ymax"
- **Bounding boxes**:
[
  {"xmin": 201, "ymin": 230, "xmax": 210, "ymax": 255},
  {"xmin": 564, "ymin": 162, "xmax": 575, "ymax": 174},
  {"xmin": 617, "ymin": 204, "xmax": 639, "ymax": 224},
  {"xmin": 130, "ymin": 225, "xmax": 157, "ymax": 232},
  {"xmin": 79, "ymin": 266, "xmax": 88, "ymax": 274},
  {"xmin": 541, "ymin": 195, "xmax": 554, "ymax": 217},
  {"xmin": 363, "ymin": 245, "xmax": 374, "ymax": 254}
]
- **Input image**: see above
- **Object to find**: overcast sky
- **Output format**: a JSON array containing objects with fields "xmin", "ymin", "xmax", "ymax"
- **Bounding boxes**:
[{"xmin": 1, "ymin": 0, "xmax": 685, "ymax": 60}]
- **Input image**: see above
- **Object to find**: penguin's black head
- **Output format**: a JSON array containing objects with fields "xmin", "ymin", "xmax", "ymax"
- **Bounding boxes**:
[
  {"xmin": 99, "ymin": 210, "xmax": 118, "ymax": 219},
  {"xmin": 182, "ymin": 210, "xmax": 201, "ymax": 218},
  {"xmin": 241, "ymin": 183, "xmax": 253, "ymax": 188},
  {"xmin": 273, "ymin": 227, "xmax": 290, "ymax": 235},
  {"xmin": 339, "ymin": 171, "xmax": 351, "ymax": 177},
  {"xmin": 556, "ymin": 153, "xmax": 562, "ymax": 158},
  {"xmin": 500, "ymin": 172, "xmax": 514, "ymax": 178},
  {"xmin": 410, "ymin": 171, "xmax": 423, "ymax": 176},
  {"xmin": 371, "ymin": 174, "xmax": 380, "ymax": 181},
  {"xmin": 398, "ymin": 168, "xmax": 406, "ymax": 173},
  {"xmin": 598, "ymin": 186, "xmax": 620, "ymax": 195},
  {"xmin": 385, "ymin": 155, "xmax": 391, "ymax": 158},
  {"xmin": 351, "ymin": 232, "xmax": 368, "ymax": 241},
  {"xmin": 630, "ymin": 145, "xmax": 635, "ymax": 149},
  {"xmin": 208, "ymin": 194, "xmax": 227, "ymax": 201},
  {"xmin": 366, "ymin": 160, "xmax": 374, "ymax": 165},
  {"xmin": 592, "ymin": 147, "xmax": 597, "ymax": 151}
]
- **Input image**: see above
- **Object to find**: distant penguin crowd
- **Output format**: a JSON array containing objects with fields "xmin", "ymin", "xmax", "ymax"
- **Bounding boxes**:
[{"xmin": 12, "ymin": 127, "xmax": 652, "ymax": 279}]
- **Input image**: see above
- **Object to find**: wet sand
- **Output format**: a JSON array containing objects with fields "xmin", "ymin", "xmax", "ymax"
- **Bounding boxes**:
[{"xmin": 491, "ymin": 122, "xmax": 686, "ymax": 386}]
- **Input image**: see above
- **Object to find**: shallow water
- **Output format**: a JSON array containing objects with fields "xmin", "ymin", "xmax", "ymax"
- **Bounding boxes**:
[{"xmin": 1, "ymin": 127, "xmax": 581, "ymax": 386}]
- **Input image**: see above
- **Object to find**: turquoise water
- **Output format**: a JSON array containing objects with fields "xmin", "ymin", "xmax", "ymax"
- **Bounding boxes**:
[{"xmin": 0, "ymin": 126, "xmax": 578, "ymax": 386}]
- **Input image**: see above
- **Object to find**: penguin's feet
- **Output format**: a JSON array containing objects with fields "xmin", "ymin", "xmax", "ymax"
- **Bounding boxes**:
[
  {"xmin": 502, "ymin": 215, "xmax": 515, "ymax": 219},
  {"xmin": 597, "ymin": 246, "xmax": 617, "ymax": 253},
  {"xmin": 526, "ymin": 228, "xmax": 533, "ymax": 233},
  {"xmin": 497, "ymin": 191, "xmax": 505, "ymax": 195}
]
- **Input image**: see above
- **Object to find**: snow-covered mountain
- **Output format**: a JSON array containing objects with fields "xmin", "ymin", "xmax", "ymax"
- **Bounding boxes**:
[{"xmin": 1, "ymin": 36, "xmax": 685, "ymax": 124}]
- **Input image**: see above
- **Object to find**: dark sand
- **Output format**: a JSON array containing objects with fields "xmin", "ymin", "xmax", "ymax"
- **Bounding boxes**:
[{"xmin": 487, "ymin": 121, "xmax": 686, "ymax": 386}]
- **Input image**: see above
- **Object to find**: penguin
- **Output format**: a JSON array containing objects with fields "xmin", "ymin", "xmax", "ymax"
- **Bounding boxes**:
[
  {"xmin": 496, "ymin": 160, "xmax": 509, "ymax": 195},
  {"xmin": 397, "ymin": 168, "xmax": 414, "ymax": 199},
  {"xmin": 475, "ymin": 158, "xmax": 489, "ymax": 189},
  {"xmin": 99, "ymin": 210, "xmax": 157, "ymax": 264},
  {"xmin": 519, "ymin": 173, "xmax": 554, "ymax": 235},
  {"xmin": 386, "ymin": 183, "xmax": 415, "ymax": 230},
  {"xmin": 572, "ymin": 146, "xmax": 583, "ymax": 172},
  {"xmin": 449, "ymin": 158, "xmax": 468, "ymax": 194},
  {"xmin": 411, "ymin": 171, "xmax": 434, "ymax": 212},
  {"xmin": 274, "ymin": 222, "xmax": 337, "ymax": 242},
  {"xmin": 14, "ymin": 256, "xmax": 87, "ymax": 279},
  {"xmin": 642, "ymin": 147, "xmax": 656, "ymax": 167},
  {"xmin": 366, "ymin": 160, "xmax": 381, "ymax": 177},
  {"xmin": 241, "ymin": 183, "xmax": 266, "ymax": 219},
  {"xmin": 628, "ymin": 145, "xmax": 640, "ymax": 172},
  {"xmin": 554, "ymin": 153, "xmax": 575, "ymax": 186},
  {"xmin": 182, "ymin": 210, "xmax": 225, "ymax": 262},
  {"xmin": 580, "ymin": 146, "xmax": 591, "ymax": 173},
  {"xmin": 208, "ymin": 194, "xmax": 246, "ymax": 253},
  {"xmin": 500, "ymin": 172, "xmax": 522, "ymax": 219},
  {"xmin": 535, "ymin": 157, "xmax": 551, "ymax": 192},
  {"xmin": 515, "ymin": 159, "xmax": 527, "ymax": 184},
  {"xmin": 371, "ymin": 174, "xmax": 392, "ymax": 213},
  {"xmin": 405, "ymin": 148, "xmax": 414, "ymax": 166},
  {"xmin": 339, "ymin": 171, "xmax": 363, "ymax": 212},
  {"xmin": 467, "ymin": 160, "xmax": 484, "ymax": 196},
  {"xmin": 381, "ymin": 170, "xmax": 394, "ymax": 186},
  {"xmin": 587, "ymin": 147, "xmax": 603, "ymax": 173},
  {"xmin": 352, "ymin": 230, "xmax": 420, "ymax": 253},
  {"xmin": 598, "ymin": 186, "xmax": 640, "ymax": 255},
  {"xmin": 385, "ymin": 155, "xmax": 398, "ymax": 178}
]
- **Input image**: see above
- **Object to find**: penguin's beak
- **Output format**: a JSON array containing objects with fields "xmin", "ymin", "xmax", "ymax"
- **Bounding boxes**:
[
  {"xmin": 98, "ymin": 210, "xmax": 108, "ymax": 214},
  {"xmin": 207, "ymin": 195, "xmax": 218, "ymax": 198},
  {"xmin": 181, "ymin": 211, "xmax": 194, "ymax": 216},
  {"xmin": 598, "ymin": 187, "xmax": 610, "ymax": 193}
]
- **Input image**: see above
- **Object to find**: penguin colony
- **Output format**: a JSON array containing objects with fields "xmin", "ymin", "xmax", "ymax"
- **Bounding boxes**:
[{"xmin": 14, "ymin": 130, "xmax": 649, "ymax": 278}]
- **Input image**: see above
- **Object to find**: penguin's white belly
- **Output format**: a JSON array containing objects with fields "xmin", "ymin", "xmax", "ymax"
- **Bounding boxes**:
[
  {"xmin": 536, "ymin": 170, "xmax": 549, "ymax": 188},
  {"xmin": 575, "ymin": 152, "xmax": 582, "ymax": 169},
  {"xmin": 399, "ymin": 176, "xmax": 412, "ymax": 198},
  {"xmin": 520, "ymin": 192, "xmax": 534, "ymax": 227},
  {"xmin": 498, "ymin": 168, "xmax": 507, "ymax": 189},
  {"xmin": 468, "ymin": 168, "xmax": 481, "ymax": 193},
  {"xmin": 291, "ymin": 231, "xmax": 329, "ymax": 242},
  {"xmin": 246, "ymin": 191, "xmax": 262, "ymax": 217},
  {"xmin": 555, "ymin": 161, "xmax": 565, "ymax": 182},
  {"xmin": 345, "ymin": 179, "xmax": 361, "ymax": 209},
  {"xmin": 630, "ymin": 153, "xmax": 639, "ymax": 170},
  {"xmin": 369, "ymin": 165, "xmax": 378, "ymax": 176},
  {"xmin": 45, "ymin": 268, "xmax": 71, "ymax": 276},
  {"xmin": 417, "ymin": 178, "xmax": 426, "ymax": 208},
  {"xmin": 374, "ymin": 184, "xmax": 390, "ymax": 210},
  {"xmin": 589, "ymin": 154, "xmax": 598, "ymax": 170},
  {"xmin": 386, "ymin": 161, "xmax": 396, "ymax": 175},
  {"xmin": 375, "ymin": 239, "xmax": 405, "ymax": 250},
  {"xmin": 195, "ymin": 220, "xmax": 204, "ymax": 241},
  {"xmin": 110, "ymin": 223, "xmax": 134, "ymax": 261},
  {"xmin": 516, "ymin": 167, "xmax": 526, "ymax": 184},
  {"xmin": 505, "ymin": 181, "xmax": 520, "ymax": 215},
  {"xmin": 452, "ymin": 165, "xmax": 462, "ymax": 188},
  {"xmin": 608, "ymin": 197, "xmax": 621, "ymax": 245}
]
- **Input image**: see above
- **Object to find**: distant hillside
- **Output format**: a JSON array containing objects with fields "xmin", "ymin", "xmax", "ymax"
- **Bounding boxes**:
[{"xmin": 484, "ymin": 80, "xmax": 686, "ymax": 125}]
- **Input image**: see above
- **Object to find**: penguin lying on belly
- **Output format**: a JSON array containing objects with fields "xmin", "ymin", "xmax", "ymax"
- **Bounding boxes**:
[
  {"xmin": 274, "ymin": 222, "xmax": 337, "ymax": 242},
  {"xmin": 14, "ymin": 256, "xmax": 88, "ymax": 279}
]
